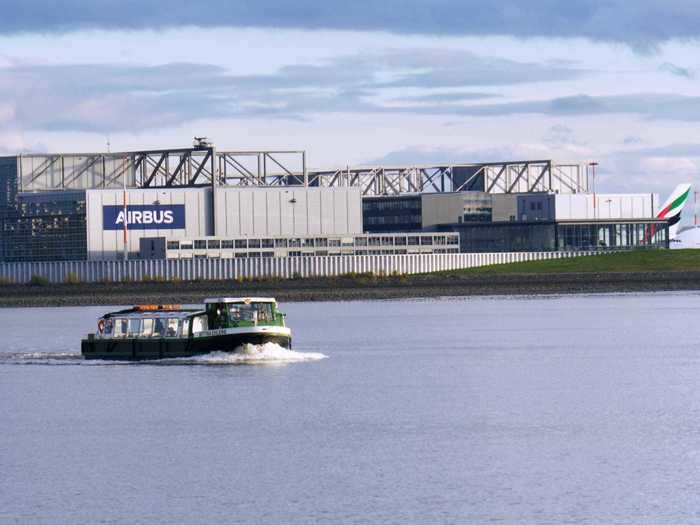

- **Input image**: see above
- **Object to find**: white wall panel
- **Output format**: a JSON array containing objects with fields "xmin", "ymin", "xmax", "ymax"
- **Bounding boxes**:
[{"xmin": 215, "ymin": 187, "xmax": 361, "ymax": 238}]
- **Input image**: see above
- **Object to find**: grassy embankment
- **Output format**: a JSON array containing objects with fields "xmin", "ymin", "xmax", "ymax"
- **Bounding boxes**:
[{"xmin": 440, "ymin": 249, "xmax": 700, "ymax": 275}]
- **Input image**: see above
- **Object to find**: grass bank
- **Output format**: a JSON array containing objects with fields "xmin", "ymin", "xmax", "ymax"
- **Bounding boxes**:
[{"xmin": 440, "ymin": 249, "xmax": 700, "ymax": 275}]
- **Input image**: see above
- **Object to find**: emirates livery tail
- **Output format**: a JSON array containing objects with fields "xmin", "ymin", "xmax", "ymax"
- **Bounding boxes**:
[{"xmin": 657, "ymin": 183, "xmax": 692, "ymax": 239}]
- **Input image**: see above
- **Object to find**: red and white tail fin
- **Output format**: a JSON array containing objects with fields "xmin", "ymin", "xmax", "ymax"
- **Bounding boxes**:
[{"xmin": 657, "ymin": 183, "xmax": 692, "ymax": 239}]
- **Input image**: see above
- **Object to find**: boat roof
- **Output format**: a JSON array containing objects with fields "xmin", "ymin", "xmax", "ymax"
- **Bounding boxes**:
[
  {"xmin": 105, "ymin": 311, "xmax": 201, "ymax": 320},
  {"xmin": 103, "ymin": 305, "xmax": 203, "ymax": 319},
  {"xmin": 204, "ymin": 297, "xmax": 277, "ymax": 304}
]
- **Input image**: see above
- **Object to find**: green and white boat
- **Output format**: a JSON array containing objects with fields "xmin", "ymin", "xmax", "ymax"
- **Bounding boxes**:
[{"xmin": 81, "ymin": 297, "xmax": 292, "ymax": 361}]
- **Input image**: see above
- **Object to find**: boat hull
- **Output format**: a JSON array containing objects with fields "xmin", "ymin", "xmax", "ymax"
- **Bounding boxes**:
[{"xmin": 81, "ymin": 331, "xmax": 291, "ymax": 361}]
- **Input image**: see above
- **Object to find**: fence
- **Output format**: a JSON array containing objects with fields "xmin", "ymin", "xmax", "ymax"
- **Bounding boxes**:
[{"xmin": 0, "ymin": 251, "xmax": 597, "ymax": 284}]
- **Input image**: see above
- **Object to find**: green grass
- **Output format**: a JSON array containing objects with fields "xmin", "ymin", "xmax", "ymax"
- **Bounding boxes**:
[{"xmin": 444, "ymin": 249, "xmax": 700, "ymax": 275}]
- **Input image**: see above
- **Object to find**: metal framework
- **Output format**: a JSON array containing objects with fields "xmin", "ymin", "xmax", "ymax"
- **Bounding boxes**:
[
  {"xmin": 11, "ymin": 148, "xmax": 589, "ymax": 196},
  {"xmin": 307, "ymin": 160, "xmax": 588, "ymax": 196}
]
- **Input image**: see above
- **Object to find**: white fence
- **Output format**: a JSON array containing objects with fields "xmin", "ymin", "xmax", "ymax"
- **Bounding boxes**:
[{"xmin": 0, "ymin": 252, "xmax": 596, "ymax": 284}]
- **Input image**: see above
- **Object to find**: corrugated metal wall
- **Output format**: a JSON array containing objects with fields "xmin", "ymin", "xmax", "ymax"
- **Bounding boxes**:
[{"xmin": 0, "ymin": 252, "xmax": 594, "ymax": 284}]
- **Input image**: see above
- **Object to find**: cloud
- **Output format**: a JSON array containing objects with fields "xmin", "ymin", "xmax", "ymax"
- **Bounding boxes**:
[
  {"xmin": 658, "ymin": 62, "xmax": 695, "ymax": 78},
  {"xmin": 0, "ymin": 50, "xmax": 584, "ymax": 132},
  {"xmin": 2, "ymin": 49, "xmax": 699, "ymax": 136},
  {"xmin": 542, "ymin": 124, "xmax": 580, "ymax": 146},
  {"xmin": 2, "ymin": 1, "xmax": 700, "ymax": 48},
  {"xmin": 425, "ymin": 94, "xmax": 700, "ymax": 121},
  {"xmin": 615, "ymin": 143, "xmax": 700, "ymax": 158}
]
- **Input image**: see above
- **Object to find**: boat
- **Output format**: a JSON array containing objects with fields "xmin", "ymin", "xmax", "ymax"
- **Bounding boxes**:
[{"xmin": 81, "ymin": 297, "xmax": 292, "ymax": 361}]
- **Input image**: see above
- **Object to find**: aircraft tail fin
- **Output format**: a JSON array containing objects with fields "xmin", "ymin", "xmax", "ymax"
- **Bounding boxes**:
[{"xmin": 657, "ymin": 183, "xmax": 692, "ymax": 239}]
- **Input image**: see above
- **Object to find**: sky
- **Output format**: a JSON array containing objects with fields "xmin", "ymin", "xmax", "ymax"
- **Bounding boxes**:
[{"xmin": 1, "ymin": 0, "xmax": 699, "ymax": 205}]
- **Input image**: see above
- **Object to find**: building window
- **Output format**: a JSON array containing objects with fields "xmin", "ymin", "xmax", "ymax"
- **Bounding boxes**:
[
  {"xmin": 194, "ymin": 240, "xmax": 206, "ymax": 249},
  {"xmin": 235, "ymin": 240, "xmax": 247, "ymax": 249},
  {"xmin": 261, "ymin": 238, "xmax": 274, "ymax": 248},
  {"xmin": 221, "ymin": 240, "xmax": 234, "ymax": 249},
  {"xmin": 167, "ymin": 241, "xmax": 180, "ymax": 250},
  {"xmin": 207, "ymin": 239, "xmax": 220, "ymax": 249},
  {"xmin": 180, "ymin": 243, "xmax": 193, "ymax": 250},
  {"xmin": 248, "ymin": 239, "xmax": 261, "ymax": 248}
]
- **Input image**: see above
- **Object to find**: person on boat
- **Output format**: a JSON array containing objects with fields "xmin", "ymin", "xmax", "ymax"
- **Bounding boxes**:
[{"xmin": 154, "ymin": 318, "xmax": 165, "ymax": 337}]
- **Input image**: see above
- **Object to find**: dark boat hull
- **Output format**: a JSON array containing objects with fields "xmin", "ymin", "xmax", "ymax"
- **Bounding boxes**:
[{"xmin": 81, "ymin": 332, "xmax": 291, "ymax": 361}]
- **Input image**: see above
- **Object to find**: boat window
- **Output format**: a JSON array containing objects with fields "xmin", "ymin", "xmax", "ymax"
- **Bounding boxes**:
[
  {"xmin": 141, "ymin": 318, "xmax": 154, "ymax": 337},
  {"xmin": 153, "ymin": 318, "xmax": 166, "ymax": 337},
  {"xmin": 166, "ymin": 319, "xmax": 179, "ymax": 337},
  {"xmin": 103, "ymin": 319, "xmax": 114, "ymax": 336},
  {"xmin": 254, "ymin": 303, "xmax": 273, "ymax": 322},
  {"xmin": 113, "ymin": 318, "xmax": 128, "ymax": 337},
  {"xmin": 127, "ymin": 319, "xmax": 142, "ymax": 337},
  {"xmin": 192, "ymin": 315, "xmax": 208, "ymax": 334}
]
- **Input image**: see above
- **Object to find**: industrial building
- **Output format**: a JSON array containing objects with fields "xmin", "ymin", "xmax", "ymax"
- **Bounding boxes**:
[
  {"xmin": 0, "ymin": 143, "xmax": 672, "ymax": 262},
  {"xmin": 363, "ymin": 191, "xmax": 668, "ymax": 251}
]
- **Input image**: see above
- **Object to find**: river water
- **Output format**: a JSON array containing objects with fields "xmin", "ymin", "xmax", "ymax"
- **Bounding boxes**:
[{"xmin": 2, "ymin": 292, "xmax": 700, "ymax": 524}]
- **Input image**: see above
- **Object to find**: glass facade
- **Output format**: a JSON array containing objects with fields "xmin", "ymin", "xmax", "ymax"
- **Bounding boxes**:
[
  {"xmin": 442, "ymin": 220, "xmax": 669, "ymax": 253},
  {"xmin": 0, "ymin": 157, "xmax": 87, "ymax": 261},
  {"xmin": 363, "ymin": 196, "xmax": 422, "ymax": 232},
  {"xmin": 446, "ymin": 222, "xmax": 557, "ymax": 253},
  {"xmin": 556, "ymin": 222, "xmax": 668, "ymax": 251}
]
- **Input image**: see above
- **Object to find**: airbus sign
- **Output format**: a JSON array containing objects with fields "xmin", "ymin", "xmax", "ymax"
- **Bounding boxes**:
[{"xmin": 102, "ymin": 205, "xmax": 186, "ymax": 230}]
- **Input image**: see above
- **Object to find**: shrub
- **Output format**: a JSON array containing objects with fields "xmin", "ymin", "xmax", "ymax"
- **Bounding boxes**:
[
  {"xmin": 65, "ymin": 271, "xmax": 81, "ymax": 284},
  {"xmin": 29, "ymin": 275, "xmax": 50, "ymax": 286}
]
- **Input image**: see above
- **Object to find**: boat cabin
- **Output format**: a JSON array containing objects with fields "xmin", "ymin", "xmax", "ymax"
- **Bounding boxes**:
[
  {"xmin": 204, "ymin": 297, "xmax": 286, "ymax": 330},
  {"xmin": 95, "ymin": 305, "xmax": 208, "ymax": 340}
]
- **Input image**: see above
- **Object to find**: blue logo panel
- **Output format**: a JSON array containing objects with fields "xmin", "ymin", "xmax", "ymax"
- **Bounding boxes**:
[{"xmin": 102, "ymin": 205, "xmax": 186, "ymax": 230}]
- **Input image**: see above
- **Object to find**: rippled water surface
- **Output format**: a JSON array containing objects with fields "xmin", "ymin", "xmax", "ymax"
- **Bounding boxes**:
[{"xmin": 2, "ymin": 293, "xmax": 700, "ymax": 524}]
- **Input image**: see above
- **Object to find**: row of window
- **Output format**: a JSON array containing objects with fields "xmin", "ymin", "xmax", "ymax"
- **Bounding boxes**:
[
  {"xmin": 167, "ymin": 235, "xmax": 459, "ymax": 251},
  {"xmin": 182, "ymin": 247, "xmax": 461, "ymax": 259},
  {"xmin": 365, "ymin": 215, "xmax": 422, "ymax": 225},
  {"xmin": 103, "ymin": 317, "xmax": 183, "ymax": 338},
  {"xmin": 363, "ymin": 199, "xmax": 421, "ymax": 211}
]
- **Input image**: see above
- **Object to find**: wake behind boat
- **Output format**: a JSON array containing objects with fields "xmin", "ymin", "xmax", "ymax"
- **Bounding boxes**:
[{"xmin": 81, "ymin": 297, "xmax": 292, "ymax": 361}]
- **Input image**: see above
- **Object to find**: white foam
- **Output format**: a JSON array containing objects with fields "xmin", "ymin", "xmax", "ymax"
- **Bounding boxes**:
[
  {"xmin": 0, "ymin": 351, "xmax": 82, "ymax": 365},
  {"xmin": 163, "ymin": 343, "xmax": 328, "ymax": 365}
]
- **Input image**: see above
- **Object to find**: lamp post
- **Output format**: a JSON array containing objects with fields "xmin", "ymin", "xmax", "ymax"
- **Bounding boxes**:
[{"xmin": 589, "ymin": 162, "xmax": 599, "ymax": 219}]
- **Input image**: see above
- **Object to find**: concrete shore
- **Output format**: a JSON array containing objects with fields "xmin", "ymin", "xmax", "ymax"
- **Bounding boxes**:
[{"xmin": 2, "ymin": 271, "xmax": 700, "ymax": 307}]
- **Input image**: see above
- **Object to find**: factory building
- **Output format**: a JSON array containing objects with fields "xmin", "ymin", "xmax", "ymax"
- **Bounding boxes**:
[
  {"xmin": 0, "ymin": 146, "xmax": 675, "ymax": 261},
  {"xmin": 363, "ymin": 191, "xmax": 669, "ymax": 251},
  {"xmin": 85, "ymin": 186, "xmax": 361, "ymax": 260}
]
